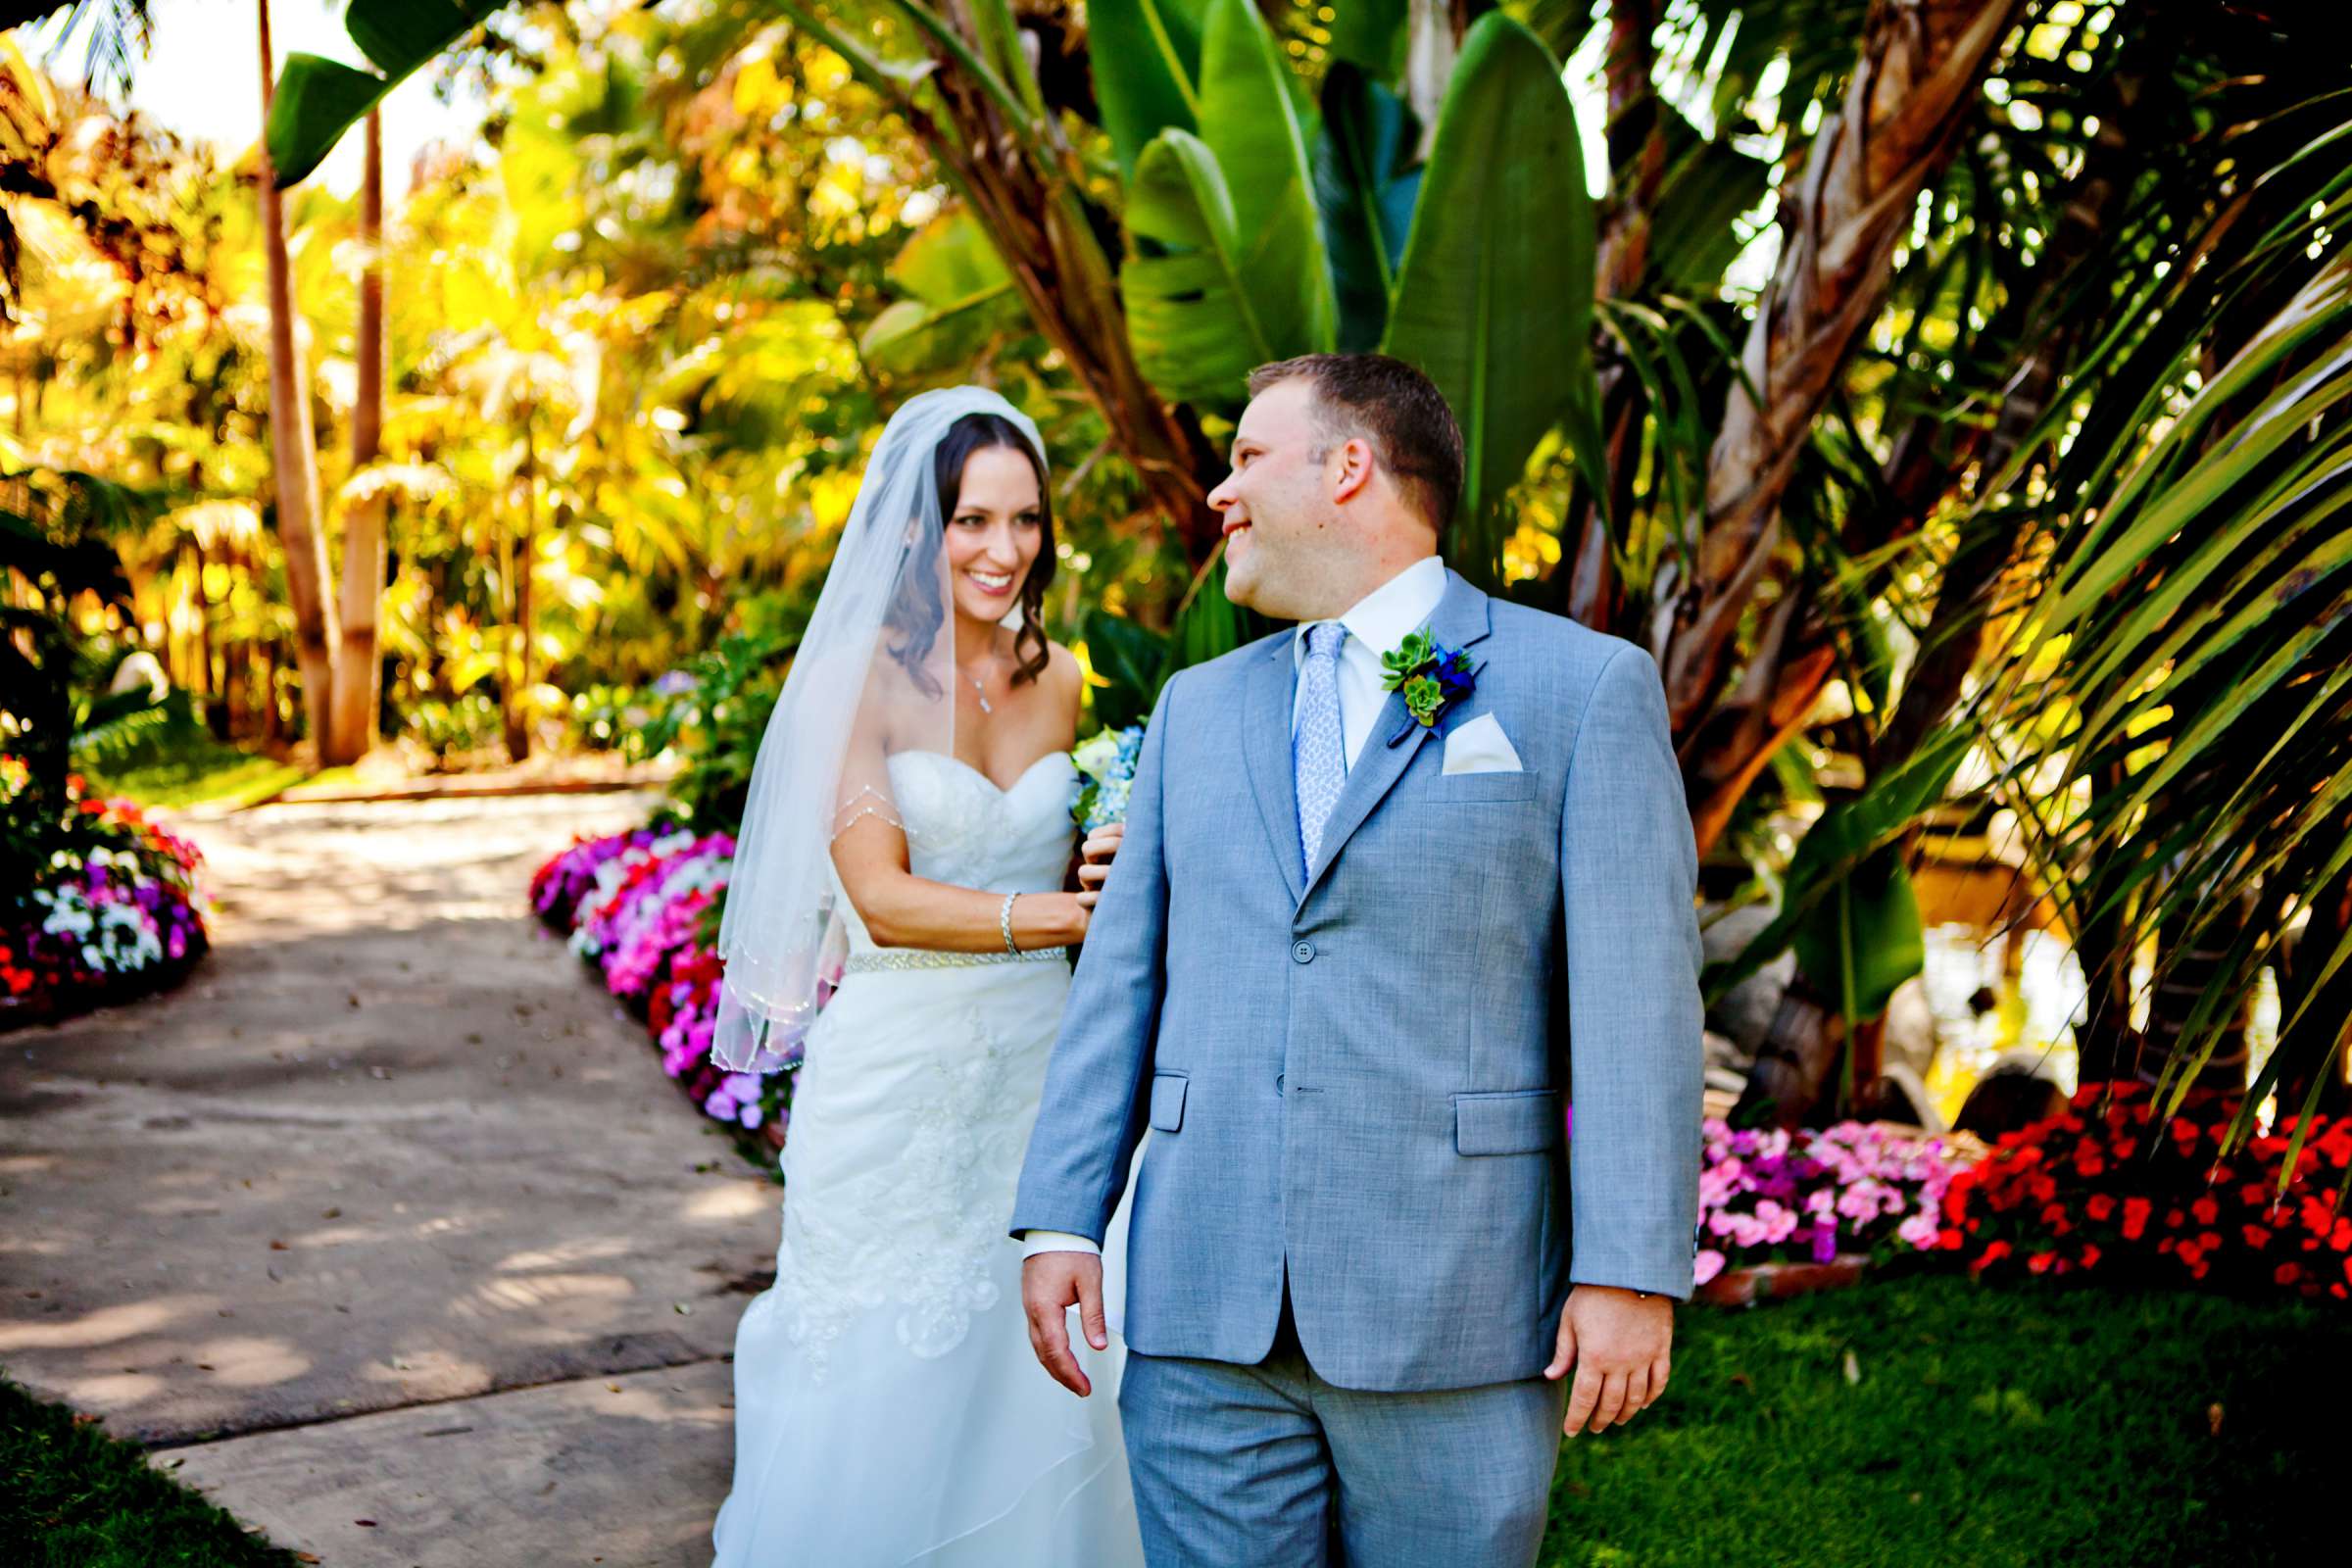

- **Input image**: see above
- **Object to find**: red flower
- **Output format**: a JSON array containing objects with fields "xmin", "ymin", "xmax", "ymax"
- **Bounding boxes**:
[
  {"xmin": 1937, "ymin": 1227, "xmax": 1963, "ymax": 1250},
  {"xmin": 2190, "ymin": 1195, "xmax": 2220, "ymax": 1226},
  {"xmin": 2243, "ymin": 1224, "xmax": 2273, "ymax": 1249},
  {"xmin": 2080, "ymin": 1245, "xmax": 2102, "ymax": 1270},
  {"xmin": 2276, "ymin": 1262, "xmax": 2304, "ymax": 1287},
  {"xmin": 2028, "ymin": 1251, "xmax": 2056, "ymax": 1275},
  {"xmin": 2122, "ymin": 1198, "xmax": 2153, "ymax": 1241},
  {"xmin": 1975, "ymin": 1240, "xmax": 2013, "ymax": 1271},
  {"xmin": 2086, "ymin": 1194, "xmax": 2117, "ymax": 1222}
]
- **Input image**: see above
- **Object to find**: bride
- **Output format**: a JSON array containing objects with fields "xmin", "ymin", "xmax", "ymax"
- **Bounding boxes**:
[{"xmin": 707, "ymin": 388, "xmax": 1144, "ymax": 1565}]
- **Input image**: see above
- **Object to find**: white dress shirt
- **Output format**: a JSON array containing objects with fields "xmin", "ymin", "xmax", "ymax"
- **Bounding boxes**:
[{"xmin": 1020, "ymin": 556, "xmax": 1451, "ymax": 1262}]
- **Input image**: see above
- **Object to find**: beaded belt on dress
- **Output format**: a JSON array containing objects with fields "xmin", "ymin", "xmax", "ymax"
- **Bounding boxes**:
[{"xmin": 842, "ymin": 945, "xmax": 1069, "ymax": 975}]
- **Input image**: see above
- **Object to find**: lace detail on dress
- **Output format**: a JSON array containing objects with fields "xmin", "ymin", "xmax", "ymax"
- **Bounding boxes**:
[
  {"xmin": 893, "ymin": 1001, "xmax": 1026, "ymax": 1357},
  {"xmin": 771, "ymin": 1003, "xmax": 1033, "ymax": 1381},
  {"xmin": 765, "ymin": 749, "xmax": 1081, "ymax": 1383}
]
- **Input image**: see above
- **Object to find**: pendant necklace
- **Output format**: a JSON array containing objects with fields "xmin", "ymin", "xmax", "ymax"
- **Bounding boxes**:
[{"xmin": 966, "ymin": 666, "xmax": 993, "ymax": 714}]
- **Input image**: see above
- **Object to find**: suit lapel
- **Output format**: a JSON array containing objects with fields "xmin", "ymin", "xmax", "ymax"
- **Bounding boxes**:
[
  {"xmin": 1298, "ymin": 569, "xmax": 1494, "ymax": 907},
  {"xmin": 1241, "ymin": 633, "xmax": 1307, "ymax": 905}
]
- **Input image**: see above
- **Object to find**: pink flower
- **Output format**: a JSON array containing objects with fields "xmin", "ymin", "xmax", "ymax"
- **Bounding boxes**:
[{"xmin": 1692, "ymin": 1249, "xmax": 1727, "ymax": 1286}]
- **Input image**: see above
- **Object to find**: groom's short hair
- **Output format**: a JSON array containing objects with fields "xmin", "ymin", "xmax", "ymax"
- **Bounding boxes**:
[{"xmin": 1247, "ymin": 353, "xmax": 1464, "ymax": 534}]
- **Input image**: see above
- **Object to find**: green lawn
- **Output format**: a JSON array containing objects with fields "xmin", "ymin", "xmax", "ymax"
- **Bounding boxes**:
[
  {"xmin": 72, "ymin": 714, "xmax": 310, "ymax": 812},
  {"xmin": 1543, "ymin": 1272, "xmax": 2347, "ymax": 1566},
  {"xmin": 0, "ymin": 1374, "xmax": 295, "ymax": 1568},
  {"xmin": 8, "ymin": 1279, "xmax": 2340, "ymax": 1565}
]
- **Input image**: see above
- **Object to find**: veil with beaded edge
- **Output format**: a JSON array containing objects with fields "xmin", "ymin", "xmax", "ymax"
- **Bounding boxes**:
[{"xmin": 710, "ymin": 387, "xmax": 1049, "ymax": 1073}]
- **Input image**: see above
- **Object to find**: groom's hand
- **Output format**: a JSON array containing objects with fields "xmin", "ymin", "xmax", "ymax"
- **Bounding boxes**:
[
  {"xmin": 1546, "ymin": 1285, "xmax": 1673, "ymax": 1437},
  {"xmin": 1074, "ymin": 824, "xmax": 1124, "ymax": 909},
  {"xmin": 1022, "ymin": 1250, "xmax": 1109, "ymax": 1396}
]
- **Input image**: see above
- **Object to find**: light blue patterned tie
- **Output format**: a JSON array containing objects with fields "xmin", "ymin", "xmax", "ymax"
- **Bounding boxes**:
[{"xmin": 1294, "ymin": 621, "xmax": 1347, "ymax": 877}]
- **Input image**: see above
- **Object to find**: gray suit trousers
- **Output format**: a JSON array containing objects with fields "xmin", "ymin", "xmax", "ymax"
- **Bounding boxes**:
[{"xmin": 1117, "ymin": 1287, "xmax": 1567, "ymax": 1568}]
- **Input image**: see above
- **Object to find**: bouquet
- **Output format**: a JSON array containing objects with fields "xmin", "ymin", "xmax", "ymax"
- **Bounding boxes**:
[{"xmin": 1071, "ymin": 724, "xmax": 1146, "ymax": 833}]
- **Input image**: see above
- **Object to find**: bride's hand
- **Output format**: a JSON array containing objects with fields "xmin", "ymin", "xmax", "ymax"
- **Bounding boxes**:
[
  {"xmin": 1022, "ymin": 1250, "xmax": 1108, "ymax": 1396},
  {"xmin": 1074, "ymin": 824, "xmax": 1124, "ymax": 910}
]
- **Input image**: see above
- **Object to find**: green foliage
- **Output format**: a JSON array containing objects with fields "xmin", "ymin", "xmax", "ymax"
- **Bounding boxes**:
[
  {"xmin": 1119, "ymin": 0, "xmax": 1336, "ymax": 412},
  {"xmin": 266, "ymin": 2, "xmax": 508, "ymax": 185},
  {"xmin": 859, "ymin": 210, "xmax": 1026, "ymax": 377},
  {"xmin": 1311, "ymin": 64, "xmax": 1420, "ymax": 353},
  {"xmin": 1089, "ymin": 0, "xmax": 1208, "ymax": 175},
  {"xmin": 0, "ymin": 1372, "xmax": 297, "ymax": 1568},
  {"xmin": 1539, "ymin": 1276, "xmax": 2347, "ymax": 1565},
  {"xmin": 638, "ymin": 624, "xmax": 807, "ymax": 835},
  {"xmin": 1380, "ymin": 12, "xmax": 1602, "ymax": 578},
  {"xmin": 402, "ymin": 693, "xmax": 507, "ymax": 764},
  {"xmin": 1705, "ymin": 732, "xmax": 1968, "ymax": 1010},
  {"xmin": 0, "ymin": 468, "xmax": 144, "ymax": 825},
  {"xmin": 1080, "ymin": 555, "xmax": 1254, "ymax": 731},
  {"xmin": 71, "ymin": 698, "xmax": 305, "ymax": 813}
]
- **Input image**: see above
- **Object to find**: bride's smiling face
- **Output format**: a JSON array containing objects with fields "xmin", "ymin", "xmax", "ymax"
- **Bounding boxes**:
[{"xmin": 945, "ymin": 444, "xmax": 1045, "ymax": 626}]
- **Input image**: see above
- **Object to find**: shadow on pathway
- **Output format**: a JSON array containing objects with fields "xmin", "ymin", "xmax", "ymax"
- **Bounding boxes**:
[{"xmin": 1, "ymin": 793, "xmax": 772, "ymax": 1567}]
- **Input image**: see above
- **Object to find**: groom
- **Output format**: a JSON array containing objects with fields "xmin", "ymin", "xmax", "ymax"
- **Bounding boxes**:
[{"xmin": 1013, "ymin": 353, "xmax": 1702, "ymax": 1564}]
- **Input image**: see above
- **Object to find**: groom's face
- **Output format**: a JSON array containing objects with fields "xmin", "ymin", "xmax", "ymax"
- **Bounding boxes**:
[{"xmin": 1210, "ymin": 378, "xmax": 1342, "ymax": 620}]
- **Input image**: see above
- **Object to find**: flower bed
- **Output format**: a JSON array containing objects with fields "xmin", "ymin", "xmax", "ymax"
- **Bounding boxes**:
[
  {"xmin": 1938, "ymin": 1082, "xmax": 2352, "ymax": 1299},
  {"xmin": 2, "ymin": 761, "xmax": 210, "ymax": 1029},
  {"xmin": 531, "ymin": 825, "xmax": 797, "ymax": 1150},
  {"xmin": 1692, "ymin": 1117, "xmax": 1964, "ymax": 1294}
]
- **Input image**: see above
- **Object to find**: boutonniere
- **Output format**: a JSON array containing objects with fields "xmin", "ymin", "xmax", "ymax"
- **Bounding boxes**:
[{"xmin": 1380, "ymin": 626, "xmax": 1481, "ymax": 742}]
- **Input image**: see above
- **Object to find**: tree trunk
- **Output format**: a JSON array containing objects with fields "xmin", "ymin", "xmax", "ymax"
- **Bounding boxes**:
[
  {"xmin": 1723, "ymin": 30, "xmax": 2165, "ymax": 1125},
  {"xmin": 325, "ymin": 109, "xmax": 386, "ymax": 765},
  {"xmin": 1655, "ymin": 0, "xmax": 2025, "ymax": 740},
  {"xmin": 257, "ymin": 0, "xmax": 337, "ymax": 754},
  {"xmin": 504, "ymin": 411, "xmax": 536, "ymax": 763}
]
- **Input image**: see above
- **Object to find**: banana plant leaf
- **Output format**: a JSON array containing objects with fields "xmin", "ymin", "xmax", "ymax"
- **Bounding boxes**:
[
  {"xmin": 1702, "ymin": 728, "xmax": 1971, "ymax": 1004},
  {"xmin": 1325, "ymin": 0, "xmax": 1409, "ymax": 80},
  {"xmin": 1119, "ymin": 0, "xmax": 1334, "ymax": 411},
  {"xmin": 1380, "ymin": 13, "xmax": 1603, "ymax": 579},
  {"xmin": 1079, "ymin": 607, "xmax": 1171, "ymax": 732},
  {"xmin": 266, "ymin": 2, "xmax": 509, "ymax": 186},
  {"xmin": 1313, "ymin": 64, "xmax": 1421, "ymax": 353},
  {"xmin": 1090, "ymin": 0, "xmax": 1209, "ymax": 175},
  {"xmin": 860, "ymin": 209, "xmax": 1026, "ymax": 375}
]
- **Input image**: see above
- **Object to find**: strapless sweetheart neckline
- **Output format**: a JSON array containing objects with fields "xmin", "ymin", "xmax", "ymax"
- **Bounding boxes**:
[{"xmin": 893, "ymin": 748, "xmax": 1074, "ymax": 797}]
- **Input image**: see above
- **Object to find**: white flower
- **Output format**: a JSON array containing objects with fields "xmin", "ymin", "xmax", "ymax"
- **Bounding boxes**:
[{"xmin": 1070, "ymin": 730, "xmax": 1125, "ymax": 781}]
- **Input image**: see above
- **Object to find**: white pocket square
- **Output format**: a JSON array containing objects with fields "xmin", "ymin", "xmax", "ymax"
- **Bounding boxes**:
[{"xmin": 1442, "ymin": 711, "xmax": 1523, "ymax": 774}]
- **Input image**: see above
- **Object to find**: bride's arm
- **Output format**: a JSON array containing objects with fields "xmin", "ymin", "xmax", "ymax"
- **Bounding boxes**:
[
  {"xmin": 832, "ymin": 818, "xmax": 1087, "ymax": 953},
  {"xmin": 830, "ymin": 654, "xmax": 1090, "ymax": 954}
]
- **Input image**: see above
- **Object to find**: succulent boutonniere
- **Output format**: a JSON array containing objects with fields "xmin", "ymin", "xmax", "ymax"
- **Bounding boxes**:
[{"xmin": 1379, "ymin": 626, "xmax": 1481, "ymax": 738}]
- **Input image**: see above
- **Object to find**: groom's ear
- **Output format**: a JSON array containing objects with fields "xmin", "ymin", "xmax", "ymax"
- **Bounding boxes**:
[{"xmin": 1327, "ymin": 435, "xmax": 1377, "ymax": 507}]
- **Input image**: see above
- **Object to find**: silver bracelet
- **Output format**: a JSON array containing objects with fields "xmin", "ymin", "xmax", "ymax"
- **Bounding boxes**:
[{"xmin": 1000, "ymin": 891, "xmax": 1021, "ymax": 955}]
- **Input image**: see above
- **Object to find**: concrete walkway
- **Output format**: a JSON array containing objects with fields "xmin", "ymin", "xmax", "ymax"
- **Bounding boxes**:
[{"xmin": 0, "ymin": 793, "xmax": 776, "ymax": 1567}]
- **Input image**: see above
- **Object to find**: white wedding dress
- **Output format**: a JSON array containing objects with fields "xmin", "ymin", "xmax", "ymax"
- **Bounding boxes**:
[{"xmin": 711, "ymin": 749, "xmax": 1144, "ymax": 1567}]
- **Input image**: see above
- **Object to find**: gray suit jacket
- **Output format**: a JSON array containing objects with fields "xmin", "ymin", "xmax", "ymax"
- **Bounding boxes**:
[{"xmin": 1011, "ymin": 569, "xmax": 1702, "ymax": 1393}]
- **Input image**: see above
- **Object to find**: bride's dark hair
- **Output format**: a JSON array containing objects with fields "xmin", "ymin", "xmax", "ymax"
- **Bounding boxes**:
[{"xmin": 887, "ymin": 411, "xmax": 1056, "ymax": 696}]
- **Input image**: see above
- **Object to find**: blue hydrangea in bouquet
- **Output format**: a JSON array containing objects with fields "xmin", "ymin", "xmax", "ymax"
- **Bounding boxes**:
[{"xmin": 1071, "ymin": 724, "xmax": 1146, "ymax": 833}]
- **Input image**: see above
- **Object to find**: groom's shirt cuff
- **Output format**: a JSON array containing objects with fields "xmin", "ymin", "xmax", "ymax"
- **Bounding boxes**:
[{"xmin": 1018, "ymin": 1229, "xmax": 1102, "ymax": 1259}]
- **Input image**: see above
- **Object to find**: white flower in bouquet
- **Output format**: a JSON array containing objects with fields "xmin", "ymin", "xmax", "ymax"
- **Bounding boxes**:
[{"xmin": 1071, "ymin": 723, "xmax": 1146, "ymax": 834}]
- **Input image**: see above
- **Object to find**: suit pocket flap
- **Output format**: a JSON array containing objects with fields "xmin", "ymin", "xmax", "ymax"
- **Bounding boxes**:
[
  {"xmin": 1150, "ymin": 1071, "xmax": 1188, "ymax": 1133},
  {"xmin": 1454, "ymin": 1090, "xmax": 1563, "ymax": 1155}
]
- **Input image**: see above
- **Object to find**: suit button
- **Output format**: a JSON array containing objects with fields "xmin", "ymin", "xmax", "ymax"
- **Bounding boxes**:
[{"xmin": 1292, "ymin": 940, "xmax": 1315, "ymax": 964}]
